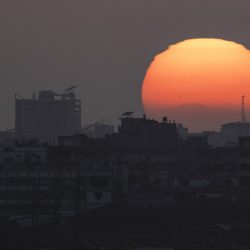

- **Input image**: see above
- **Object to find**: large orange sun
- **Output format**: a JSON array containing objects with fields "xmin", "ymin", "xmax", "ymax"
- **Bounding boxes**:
[{"xmin": 142, "ymin": 38, "xmax": 250, "ymax": 132}]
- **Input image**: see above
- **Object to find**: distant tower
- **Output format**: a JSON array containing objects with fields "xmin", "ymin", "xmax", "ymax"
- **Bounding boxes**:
[{"xmin": 241, "ymin": 95, "xmax": 247, "ymax": 123}]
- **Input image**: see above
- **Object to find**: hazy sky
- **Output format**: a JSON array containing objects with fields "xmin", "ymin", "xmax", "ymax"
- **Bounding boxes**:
[{"xmin": 1, "ymin": 0, "xmax": 250, "ymax": 130}]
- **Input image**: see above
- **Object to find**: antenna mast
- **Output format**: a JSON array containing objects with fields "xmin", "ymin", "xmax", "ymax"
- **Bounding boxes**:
[{"xmin": 241, "ymin": 95, "xmax": 246, "ymax": 123}]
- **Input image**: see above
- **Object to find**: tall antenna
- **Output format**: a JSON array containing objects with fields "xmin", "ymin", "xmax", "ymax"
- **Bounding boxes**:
[{"xmin": 241, "ymin": 95, "xmax": 246, "ymax": 123}]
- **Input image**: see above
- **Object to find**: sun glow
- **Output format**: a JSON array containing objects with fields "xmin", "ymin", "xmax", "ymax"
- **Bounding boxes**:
[{"xmin": 142, "ymin": 38, "xmax": 250, "ymax": 131}]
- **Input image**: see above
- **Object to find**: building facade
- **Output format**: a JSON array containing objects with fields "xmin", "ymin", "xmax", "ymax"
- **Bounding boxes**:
[{"xmin": 15, "ymin": 90, "xmax": 81, "ymax": 144}]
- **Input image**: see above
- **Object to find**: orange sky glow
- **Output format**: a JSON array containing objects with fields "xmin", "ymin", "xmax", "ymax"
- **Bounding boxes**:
[{"xmin": 142, "ymin": 38, "xmax": 250, "ymax": 131}]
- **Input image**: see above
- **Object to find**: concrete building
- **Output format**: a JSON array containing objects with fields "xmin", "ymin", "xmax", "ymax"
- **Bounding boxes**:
[
  {"xmin": 238, "ymin": 136, "xmax": 250, "ymax": 187},
  {"xmin": 118, "ymin": 113, "xmax": 178, "ymax": 148},
  {"xmin": 199, "ymin": 123, "xmax": 250, "ymax": 148},
  {"xmin": 219, "ymin": 96, "xmax": 250, "ymax": 146},
  {"xmin": 0, "ymin": 141, "xmax": 113, "ymax": 216},
  {"xmin": 15, "ymin": 89, "xmax": 81, "ymax": 144},
  {"xmin": 220, "ymin": 122, "xmax": 250, "ymax": 145}
]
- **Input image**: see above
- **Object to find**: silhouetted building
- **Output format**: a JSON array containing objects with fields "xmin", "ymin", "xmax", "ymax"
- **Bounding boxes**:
[
  {"xmin": 177, "ymin": 123, "xmax": 188, "ymax": 138},
  {"xmin": 202, "ymin": 123, "xmax": 250, "ymax": 148},
  {"xmin": 221, "ymin": 122, "xmax": 250, "ymax": 145},
  {"xmin": 15, "ymin": 89, "xmax": 81, "ymax": 144},
  {"xmin": 0, "ymin": 130, "xmax": 15, "ymax": 145},
  {"xmin": 118, "ymin": 114, "xmax": 178, "ymax": 147},
  {"xmin": 185, "ymin": 134, "xmax": 208, "ymax": 149},
  {"xmin": 238, "ymin": 136, "xmax": 250, "ymax": 187},
  {"xmin": 202, "ymin": 131, "xmax": 224, "ymax": 147}
]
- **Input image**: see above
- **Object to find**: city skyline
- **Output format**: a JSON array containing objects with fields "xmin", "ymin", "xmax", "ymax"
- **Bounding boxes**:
[
  {"xmin": 2, "ymin": 1, "xmax": 250, "ymax": 249},
  {"xmin": 1, "ymin": 1, "xmax": 250, "ymax": 131},
  {"xmin": 8, "ymin": 88, "xmax": 250, "ymax": 134}
]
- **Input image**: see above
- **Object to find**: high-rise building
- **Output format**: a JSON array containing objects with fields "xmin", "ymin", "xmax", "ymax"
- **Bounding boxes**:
[{"xmin": 15, "ymin": 89, "xmax": 81, "ymax": 144}]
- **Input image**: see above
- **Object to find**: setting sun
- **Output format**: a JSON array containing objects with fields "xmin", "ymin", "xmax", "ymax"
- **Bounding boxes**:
[{"xmin": 142, "ymin": 38, "xmax": 250, "ymax": 131}]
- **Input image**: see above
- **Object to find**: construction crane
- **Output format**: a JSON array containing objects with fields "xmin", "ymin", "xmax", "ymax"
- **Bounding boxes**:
[
  {"xmin": 15, "ymin": 93, "xmax": 24, "ymax": 99},
  {"xmin": 64, "ymin": 85, "xmax": 77, "ymax": 93},
  {"xmin": 83, "ymin": 122, "xmax": 99, "ymax": 130},
  {"xmin": 121, "ymin": 112, "xmax": 134, "ymax": 118},
  {"xmin": 241, "ymin": 95, "xmax": 246, "ymax": 123},
  {"xmin": 50, "ymin": 86, "xmax": 77, "ymax": 100}
]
